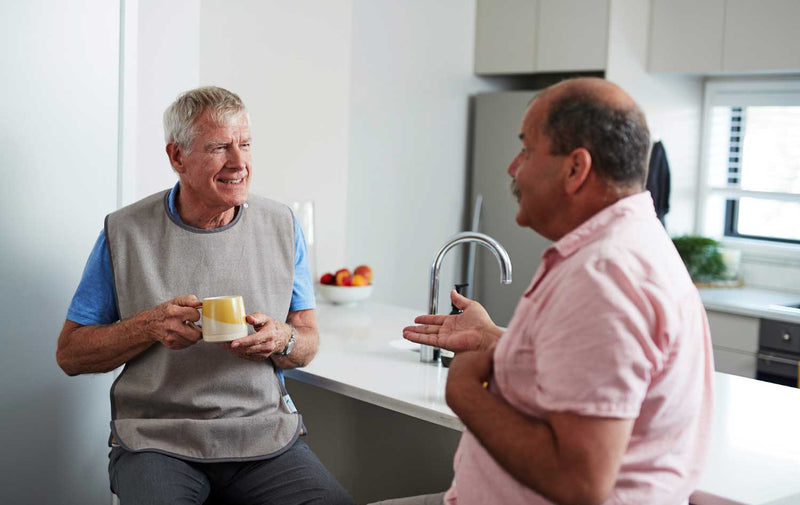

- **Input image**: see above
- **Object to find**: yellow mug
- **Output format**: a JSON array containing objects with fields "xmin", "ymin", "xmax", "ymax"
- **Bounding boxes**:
[{"xmin": 199, "ymin": 295, "xmax": 248, "ymax": 342}]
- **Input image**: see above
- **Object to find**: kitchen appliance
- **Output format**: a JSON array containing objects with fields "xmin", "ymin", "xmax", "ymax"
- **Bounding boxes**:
[{"xmin": 757, "ymin": 318, "xmax": 800, "ymax": 387}]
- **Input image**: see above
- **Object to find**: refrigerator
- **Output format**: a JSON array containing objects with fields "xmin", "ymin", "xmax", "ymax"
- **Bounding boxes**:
[{"xmin": 468, "ymin": 91, "xmax": 552, "ymax": 327}]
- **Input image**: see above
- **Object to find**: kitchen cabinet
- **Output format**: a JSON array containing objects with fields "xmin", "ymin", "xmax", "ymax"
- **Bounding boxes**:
[
  {"xmin": 647, "ymin": 0, "xmax": 724, "ymax": 73},
  {"xmin": 706, "ymin": 310, "xmax": 759, "ymax": 378},
  {"xmin": 474, "ymin": 0, "xmax": 608, "ymax": 75},
  {"xmin": 649, "ymin": 0, "xmax": 800, "ymax": 73},
  {"xmin": 723, "ymin": 0, "xmax": 800, "ymax": 72}
]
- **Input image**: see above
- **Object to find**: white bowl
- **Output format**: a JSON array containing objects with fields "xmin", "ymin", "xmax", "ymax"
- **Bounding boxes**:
[{"xmin": 317, "ymin": 284, "xmax": 373, "ymax": 305}]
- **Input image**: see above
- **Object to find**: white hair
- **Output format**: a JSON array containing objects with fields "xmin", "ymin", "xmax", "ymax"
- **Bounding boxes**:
[{"xmin": 163, "ymin": 86, "xmax": 249, "ymax": 152}]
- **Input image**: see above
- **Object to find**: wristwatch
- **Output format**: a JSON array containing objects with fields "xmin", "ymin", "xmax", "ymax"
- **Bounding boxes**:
[{"xmin": 276, "ymin": 325, "xmax": 296, "ymax": 356}]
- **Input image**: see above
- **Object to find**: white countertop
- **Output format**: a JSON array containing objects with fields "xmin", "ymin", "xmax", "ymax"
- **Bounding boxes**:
[
  {"xmin": 699, "ymin": 286, "xmax": 800, "ymax": 324},
  {"xmin": 286, "ymin": 300, "xmax": 800, "ymax": 505}
]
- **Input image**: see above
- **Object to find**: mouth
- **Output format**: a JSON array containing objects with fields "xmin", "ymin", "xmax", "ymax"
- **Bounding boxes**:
[{"xmin": 218, "ymin": 178, "xmax": 244, "ymax": 185}]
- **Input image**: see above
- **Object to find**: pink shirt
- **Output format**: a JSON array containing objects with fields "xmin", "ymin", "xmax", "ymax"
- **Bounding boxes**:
[{"xmin": 446, "ymin": 192, "xmax": 714, "ymax": 505}]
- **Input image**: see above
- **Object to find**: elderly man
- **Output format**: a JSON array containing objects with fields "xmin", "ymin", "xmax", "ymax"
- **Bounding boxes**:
[
  {"xmin": 57, "ymin": 86, "xmax": 353, "ymax": 505},
  {"xmin": 397, "ymin": 78, "xmax": 714, "ymax": 505}
]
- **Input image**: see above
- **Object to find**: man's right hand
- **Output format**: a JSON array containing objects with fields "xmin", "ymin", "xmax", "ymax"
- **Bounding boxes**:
[
  {"xmin": 402, "ymin": 290, "xmax": 503, "ymax": 352},
  {"xmin": 137, "ymin": 295, "xmax": 203, "ymax": 350}
]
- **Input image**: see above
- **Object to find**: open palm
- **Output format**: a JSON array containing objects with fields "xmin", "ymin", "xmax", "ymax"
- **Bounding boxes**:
[{"xmin": 402, "ymin": 291, "xmax": 502, "ymax": 352}]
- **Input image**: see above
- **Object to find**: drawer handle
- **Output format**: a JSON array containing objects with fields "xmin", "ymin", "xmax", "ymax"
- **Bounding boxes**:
[
  {"xmin": 782, "ymin": 332, "xmax": 791, "ymax": 342},
  {"xmin": 757, "ymin": 353, "xmax": 799, "ymax": 366}
]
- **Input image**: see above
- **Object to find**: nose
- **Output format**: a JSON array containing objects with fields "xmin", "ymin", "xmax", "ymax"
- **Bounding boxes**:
[
  {"xmin": 508, "ymin": 152, "xmax": 522, "ymax": 177},
  {"xmin": 227, "ymin": 145, "xmax": 248, "ymax": 170}
]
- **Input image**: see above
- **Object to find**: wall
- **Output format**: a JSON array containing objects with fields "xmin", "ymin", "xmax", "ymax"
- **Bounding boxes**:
[
  {"xmin": 132, "ymin": 0, "xmax": 201, "ymax": 201},
  {"xmin": 0, "ymin": 2, "xmax": 120, "ymax": 503},
  {"xmin": 346, "ymin": 0, "xmax": 505, "ymax": 311},
  {"xmin": 199, "ymin": 0, "xmax": 353, "ymax": 277},
  {"xmin": 605, "ymin": 0, "xmax": 704, "ymax": 237}
]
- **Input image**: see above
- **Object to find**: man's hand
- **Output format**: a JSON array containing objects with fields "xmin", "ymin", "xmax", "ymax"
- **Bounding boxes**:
[
  {"xmin": 220, "ymin": 313, "xmax": 290, "ymax": 361},
  {"xmin": 403, "ymin": 290, "xmax": 502, "ymax": 352},
  {"xmin": 138, "ymin": 295, "xmax": 203, "ymax": 350}
]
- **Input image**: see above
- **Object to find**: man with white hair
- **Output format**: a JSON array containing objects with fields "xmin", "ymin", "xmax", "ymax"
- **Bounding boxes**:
[{"xmin": 57, "ymin": 86, "xmax": 354, "ymax": 504}]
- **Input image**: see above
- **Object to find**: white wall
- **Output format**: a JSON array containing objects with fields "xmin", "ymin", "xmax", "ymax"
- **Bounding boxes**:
[
  {"xmin": 132, "ymin": 0, "xmax": 201, "ymax": 201},
  {"xmin": 0, "ymin": 1, "xmax": 120, "ymax": 503},
  {"xmin": 199, "ymin": 0, "xmax": 353, "ymax": 277},
  {"xmin": 346, "ymin": 0, "xmax": 505, "ymax": 311},
  {"xmin": 605, "ymin": 0, "xmax": 704, "ymax": 237}
]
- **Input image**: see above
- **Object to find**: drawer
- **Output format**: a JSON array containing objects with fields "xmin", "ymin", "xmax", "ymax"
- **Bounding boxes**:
[{"xmin": 759, "ymin": 318, "xmax": 800, "ymax": 354}]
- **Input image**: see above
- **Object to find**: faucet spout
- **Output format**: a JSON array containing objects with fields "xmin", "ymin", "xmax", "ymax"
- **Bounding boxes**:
[{"xmin": 421, "ymin": 231, "xmax": 512, "ymax": 362}]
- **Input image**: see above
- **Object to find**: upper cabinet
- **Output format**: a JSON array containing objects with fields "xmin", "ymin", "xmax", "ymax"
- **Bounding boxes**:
[
  {"xmin": 475, "ymin": 0, "xmax": 609, "ymax": 75},
  {"xmin": 723, "ymin": 0, "xmax": 800, "ymax": 73},
  {"xmin": 649, "ymin": 0, "xmax": 800, "ymax": 74}
]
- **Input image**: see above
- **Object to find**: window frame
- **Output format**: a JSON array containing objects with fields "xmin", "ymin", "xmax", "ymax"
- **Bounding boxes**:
[{"xmin": 696, "ymin": 77, "xmax": 800, "ymax": 264}]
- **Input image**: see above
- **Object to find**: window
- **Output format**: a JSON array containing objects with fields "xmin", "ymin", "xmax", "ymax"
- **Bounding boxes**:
[{"xmin": 698, "ymin": 79, "xmax": 800, "ymax": 249}]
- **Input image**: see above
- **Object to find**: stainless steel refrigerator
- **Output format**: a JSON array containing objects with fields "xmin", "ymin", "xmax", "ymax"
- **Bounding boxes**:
[{"xmin": 468, "ymin": 91, "xmax": 552, "ymax": 327}]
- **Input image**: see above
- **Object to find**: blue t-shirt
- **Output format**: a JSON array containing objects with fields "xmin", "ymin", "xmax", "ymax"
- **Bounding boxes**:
[{"xmin": 67, "ymin": 183, "xmax": 315, "ymax": 325}]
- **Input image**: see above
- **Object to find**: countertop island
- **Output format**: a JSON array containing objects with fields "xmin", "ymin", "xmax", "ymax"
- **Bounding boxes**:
[{"xmin": 286, "ymin": 300, "xmax": 800, "ymax": 505}]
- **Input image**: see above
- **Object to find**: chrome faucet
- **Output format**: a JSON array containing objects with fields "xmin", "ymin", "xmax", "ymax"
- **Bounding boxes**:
[{"xmin": 420, "ymin": 232, "xmax": 512, "ymax": 363}]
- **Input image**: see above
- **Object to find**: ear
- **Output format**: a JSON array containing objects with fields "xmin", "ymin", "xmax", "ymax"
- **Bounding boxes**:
[
  {"xmin": 563, "ymin": 147, "xmax": 592, "ymax": 195},
  {"xmin": 166, "ymin": 142, "xmax": 186, "ymax": 174}
]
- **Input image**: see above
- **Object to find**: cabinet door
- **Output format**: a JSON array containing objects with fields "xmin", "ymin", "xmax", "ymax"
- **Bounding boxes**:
[
  {"xmin": 648, "ymin": 0, "xmax": 724, "ymax": 73},
  {"xmin": 706, "ymin": 310, "xmax": 760, "ymax": 353},
  {"xmin": 536, "ymin": 0, "xmax": 608, "ymax": 72},
  {"xmin": 475, "ymin": 0, "xmax": 539, "ymax": 74},
  {"xmin": 723, "ymin": 0, "xmax": 800, "ymax": 72},
  {"xmin": 713, "ymin": 346, "xmax": 757, "ymax": 378}
]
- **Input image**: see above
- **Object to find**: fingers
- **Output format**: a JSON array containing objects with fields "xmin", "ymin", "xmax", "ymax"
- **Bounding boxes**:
[
  {"xmin": 172, "ymin": 294, "xmax": 202, "ymax": 308},
  {"xmin": 246, "ymin": 313, "xmax": 269, "ymax": 327},
  {"xmin": 402, "ymin": 327, "xmax": 439, "ymax": 346},
  {"xmin": 413, "ymin": 314, "xmax": 448, "ymax": 325}
]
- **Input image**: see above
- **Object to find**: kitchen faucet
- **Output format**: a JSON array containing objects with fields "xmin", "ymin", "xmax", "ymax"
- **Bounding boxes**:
[{"xmin": 421, "ymin": 232, "xmax": 512, "ymax": 363}]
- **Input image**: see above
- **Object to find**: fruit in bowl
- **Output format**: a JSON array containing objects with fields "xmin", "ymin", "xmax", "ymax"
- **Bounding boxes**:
[{"xmin": 318, "ymin": 265, "xmax": 374, "ymax": 304}]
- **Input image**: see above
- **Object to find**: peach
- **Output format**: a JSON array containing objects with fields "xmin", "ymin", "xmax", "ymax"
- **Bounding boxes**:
[
  {"xmin": 353, "ymin": 265, "xmax": 373, "ymax": 284},
  {"xmin": 352, "ymin": 274, "xmax": 369, "ymax": 286},
  {"xmin": 335, "ymin": 270, "xmax": 352, "ymax": 286},
  {"xmin": 319, "ymin": 272, "xmax": 335, "ymax": 285}
]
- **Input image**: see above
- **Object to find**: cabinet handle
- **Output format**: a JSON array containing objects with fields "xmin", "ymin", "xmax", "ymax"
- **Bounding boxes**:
[{"xmin": 782, "ymin": 332, "xmax": 791, "ymax": 342}]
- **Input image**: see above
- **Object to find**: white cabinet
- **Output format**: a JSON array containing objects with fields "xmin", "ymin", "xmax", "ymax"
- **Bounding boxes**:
[
  {"xmin": 723, "ymin": 0, "xmax": 800, "ymax": 73},
  {"xmin": 649, "ymin": 0, "xmax": 800, "ymax": 74},
  {"xmin": 648, "ymin": 0, "xmax": 724, "ymax": 73},
  {"xmin": 475, "ymin": 0, "xmax": 608, "ymax": 75},
  {"xmin": 706, "ymin": 310, "xmax": 759, "ymax": 378}
]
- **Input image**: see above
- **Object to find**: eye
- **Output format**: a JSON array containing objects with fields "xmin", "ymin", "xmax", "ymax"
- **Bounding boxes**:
[{"xmin": 240, "ymin": 143, "xmax": 251, "ymax": 150}]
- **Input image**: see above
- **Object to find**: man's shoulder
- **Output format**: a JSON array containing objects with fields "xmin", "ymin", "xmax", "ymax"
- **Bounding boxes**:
[
  {"xmin": 244, "ymin": 194, "xmax": 293, "ymax": 221},
  {"xmin": 108, "ymin": 189, "xmax": 170, "ymax": 221}
]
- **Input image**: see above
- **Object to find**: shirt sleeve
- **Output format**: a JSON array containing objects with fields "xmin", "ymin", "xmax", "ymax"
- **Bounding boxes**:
[
  {"xmin": 530, "ymin": 254, "xmax": 661, "ymax": 418},
  {"xmin": 66, "ymin": 230, "xmax": 120, "ymax": 325},
  {"xmin": 289, "ymin": 217, "xmax": 316, "ymax": 312}
]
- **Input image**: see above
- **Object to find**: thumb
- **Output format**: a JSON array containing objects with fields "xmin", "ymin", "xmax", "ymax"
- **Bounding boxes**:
[
  {"xmin": 451, "ymin": 290, "xmax": 472, "ymax": 310},
  {"xmin": 174, "ymin": 294, "xmax": 202, "ymax": 307}
]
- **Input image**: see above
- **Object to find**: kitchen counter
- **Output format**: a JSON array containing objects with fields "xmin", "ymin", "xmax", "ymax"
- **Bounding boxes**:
[
  {"xmin": 286, "ymin": 300, "xmax": 800, "ymax": 505},
  {"xmin": 699, "ymin": 286, "xmax": 800, "ymax": 324}
]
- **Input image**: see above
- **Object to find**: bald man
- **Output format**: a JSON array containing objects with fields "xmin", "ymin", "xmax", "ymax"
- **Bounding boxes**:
[{"xmin": 393, "ymin": 78, "xmax": 714, "ymax": 505}]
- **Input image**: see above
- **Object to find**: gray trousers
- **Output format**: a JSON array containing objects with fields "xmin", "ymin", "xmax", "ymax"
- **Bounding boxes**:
[
  {"xmin": 109, "ymin": 439, "xmax": 354, "ymax": 505},
  {"xmin": 368, "ymin": 492, "xmax": 446, "ymax": 505}
]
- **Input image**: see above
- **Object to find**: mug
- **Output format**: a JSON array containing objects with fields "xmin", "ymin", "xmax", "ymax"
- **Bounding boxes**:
[{"xmin": 199, "ymin": 295, "xmax": 248, "ymax": 342}]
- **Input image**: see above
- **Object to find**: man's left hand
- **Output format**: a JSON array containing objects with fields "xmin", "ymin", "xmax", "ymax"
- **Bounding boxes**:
[{"xmin": 219, "ymin": 313, "xmax": 289, "ymax": 361}]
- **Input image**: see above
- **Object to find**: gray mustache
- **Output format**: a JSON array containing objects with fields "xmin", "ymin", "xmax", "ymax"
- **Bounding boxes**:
[{"xmin": 510, "ymin": 179, "xmax": 521, "ymax": 200}]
